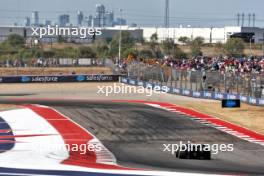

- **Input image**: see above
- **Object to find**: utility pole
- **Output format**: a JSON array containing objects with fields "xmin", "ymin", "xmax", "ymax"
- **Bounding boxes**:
[
  {"xmin": 165, "ymin": 0, "xmax": 169, "ymax": 28},
  {"xmin": 253, "ymin": 13, "xmax": 256, "ymax": 27},
  {"xmin": 248, "ymin": 13, "xmax": 251, "ymax": 27},
  {"xmin": 241, "ymin": 13, "xmax": 245, "ymax": 27},
  {"xmin": 237, "ymin": 13, "xmax": 240, "ymax": 26},
  {"xmin": 118, "ymin": 9, "xmax": 123, "ymax": 64},
  {"xmin": 250, "ymin": 37, "xmax": 252, "ymax": 56},
  {"xmin": 263, "ymin": 32, "xmax": 264, "ymax": 57}
]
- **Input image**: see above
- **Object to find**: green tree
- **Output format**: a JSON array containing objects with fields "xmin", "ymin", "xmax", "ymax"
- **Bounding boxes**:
[
  {"xmin": 149, "ymin": 33, "xmax": 163, "ymax": 58},
  {"xmin": 190, "ymin": 37, "xmax": 204, "ymax": 56},
  {"xmin": 42, "ymin": 49, "xmax": 56, "ymax": 58},
  {"xmin": 162, "ymin": 38, "xmax": 175, "ymax": 55},
  {"xmin": 57, "ymin": 35, "xmax": 67, "ymax": 43},
  {"xmin": 78, "ymin": 46, "xmax": 96, "ymax": 58},
  {"xmin": 64, "ymin": 47, "xmax": 78, "ymax": 58},
  {"xmin": 4, "ymin": 34, "xmax": 25, "ymax": 48},
  {"xmin": 109, "ymin": 31, "xmax": 135, "ymax": 57},
  {"xmin": 17, "ymin": 48, "xmax": 32, "ymax": 59},
  {"xmin": 138, "ymin": 49, "xmax": 153, "ymax": 59},
  {"xmin": 193, "ymin": 37, "xmax": 204, "ymax": 45},
  {"xmin": 150, "ymin": 33, "xmax": 158, "ymax": 47},
  {"xmin": 123, "ymin": 48, "xmax": 138, "ymax": 58},
  {"xmin": 224, "ymin": 38, "xmax": 245, "ymax": 57},
  {"xmin": 30, "ymin": 48, "xmax": 43, "ymax": 58},
  {"xmin": 173, "ymin": 46, "xmax": 187, "ymax": 59},
  {"xmin": 178, "ymin": 36, "xmax": 190, "ymax": 44},
  {"xmin": 92, "ymin": 39, "xmax": 109, "ymax": 58}
]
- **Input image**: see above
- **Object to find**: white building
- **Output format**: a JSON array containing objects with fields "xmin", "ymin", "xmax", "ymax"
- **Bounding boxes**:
[
  {"xmin": 142, "ymin": 26, "xmax": 242, "ymax": 44},
  {"xmin": 0, "ymin": 25, "xmax": 263, "ymax": 44},
  {"xmin": 108, "ymin": 26, "xmax": 264, "ymax": 44}
]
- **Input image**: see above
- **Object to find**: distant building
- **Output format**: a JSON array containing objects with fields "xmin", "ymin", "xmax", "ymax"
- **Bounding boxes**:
[
  {"xmin": 24, "ymin": 17, "xmax": 30, "ymax": 27},
  {"xmin": 115, "ymin": 18, "xmax": 127, "ymax": 26},
  {"xmin": 44, "ymin": 20, "xmax": 52, "ymax": 26},
  {"xmin": 130, "ymin": 23, "xmax": 137, "ymax": 27},
  {"xmin": 1, "ymin": 25, "xmax": 263, "ymax": 45},
  {"xmin": 77, "ymin": 10, "xmax": 84, "ymax": 26},
  {"xmin": 142, "ymin": 26, "xmax": 264, "ymax": 44},
  {"xmin": 104, "ymin": 11, "xmax": 114, "ymax": 27},
  {"xmin": 85, "ymin": 15, "xmax": 93, "ymax": 27},
  {"xmin": 93, "ymin": 4, "xmax": 106, "ymax": 27},
  {"xmin": 0, "ymin": 26, "xmax": 143, "ymax": 44},
  {"xmin": 32, "ymin": 11, "xmax": 39, "ymax": 26},
  {"xmin": 58, "ymin": 14, "xmax": 70, "ymax": 27}
]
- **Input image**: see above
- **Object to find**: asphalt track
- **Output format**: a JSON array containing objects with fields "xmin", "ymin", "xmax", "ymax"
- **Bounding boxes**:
[{"xmin": 1, "ymin": 99, "xmax": 264, "ymax": 175}]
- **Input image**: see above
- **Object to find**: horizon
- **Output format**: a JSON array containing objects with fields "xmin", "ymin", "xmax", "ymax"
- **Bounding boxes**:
[{"xmin": 0, "ymin": 0, "xmax": 264, "ymax": 27}]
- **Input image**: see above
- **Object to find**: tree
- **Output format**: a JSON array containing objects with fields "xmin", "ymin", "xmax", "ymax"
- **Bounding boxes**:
[
  {"xmin": 162, "ymin": 38, "xmax": 175, "ymax": 55},
  {"xmin": 64, "ymin": 47, "xmax": 78, "ymax": 58},
  {"xmin": 4, "ymin": 34, "xmax": 25, "ymax": 49},
  {"xmin": 149, "ymin": 33, "xmax": 158, "ymax": 51},
  {"xmin": 78, "ymin": 46, "xmax": 96, "ymax": 58},
  {"xmin": 150, "ymin": 33, "xmax": 158, "ymax": 44},
  {"xmin": 109, "ymin": 31, "xmax": 135, "ymax": 57},
  {"xmin": 92, "ymin": 39, "xmax": 109, "ymax": 58},
  {"xmin": 214, "ymin": 42, "xmax": 224, "ymax": 56},
  {"xmin": 149, "ymin": 33, "xmax": 163, "ymax": 58},
  {"xmin": 193, "ymin": 37, "xmax": 204, "ymax": 45},
  {"xmin": 123, "ymin": 48, "xmax": 138, "ymax": 58},
  {"xmin": 173, "ymin": 47, "xmax": 187, "ymax": 59},
  {"xmin": 138, "ymin": 49, "xmax": 154, "ymax": 59},
  {"xmin": 190, "ymin": 37, "xmax": 204, "ymax": 56},
  {"xmin": 224, "ymin": 38, "xmax": 245, "ymax": 57},
  {"xmin": 57, "ymin": 35, "xmax": 67, "ymax": 43},
  {"xmin": 42, "ymin": 49, "xmax": 56, "ymax": 58},
  {"xmin": 17, "ymin": 48, "xmax": 32, "ymax": 59},
  {"xmin": 178, "ymin": 36, "xmax": 190, "ymax": 44},
  {"xmin": 30, "ymin": 47, "xmax": 43, "ymax": 58}
]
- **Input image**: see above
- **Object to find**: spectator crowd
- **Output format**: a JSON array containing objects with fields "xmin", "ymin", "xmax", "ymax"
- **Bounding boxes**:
[{"xmin": 159, "ymin": 56, "xmax": 264, "ymax": 75}]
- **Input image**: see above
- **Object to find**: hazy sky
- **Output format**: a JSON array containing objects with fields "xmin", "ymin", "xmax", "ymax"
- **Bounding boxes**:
[{"xmin": 0, "ymin": 0, "xmax": 264, "ymax": 27}]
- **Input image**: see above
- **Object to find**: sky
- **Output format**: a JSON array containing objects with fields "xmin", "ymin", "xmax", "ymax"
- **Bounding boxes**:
[{"xmin": 0, "ymin": 0, "xmax": 264, "ymax": 27}]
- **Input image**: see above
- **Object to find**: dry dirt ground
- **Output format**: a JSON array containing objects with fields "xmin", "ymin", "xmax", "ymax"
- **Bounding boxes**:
[
  {"xmin": 0, "ymin": 67, "xmax": 112, "ymax": 76},
  {"xmin": 0, "ymin": 82, "xmax": 263, "ymax": 135},
  {"xmin": 0, "ymin": 104, "xmax": 19, "ymax": 111}
]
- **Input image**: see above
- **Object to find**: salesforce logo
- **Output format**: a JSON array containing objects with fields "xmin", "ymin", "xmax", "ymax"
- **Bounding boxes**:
[
  {"xmin": 21, "ymin": 76, "xmax": 30, "ymax": 82},
  {"xmin": 226, "ymin": 101, "xmax": 236, "ymax": 107},
  {"xmin": 76, "ymin": 75, "xmax": 86, "ymax": 82}
]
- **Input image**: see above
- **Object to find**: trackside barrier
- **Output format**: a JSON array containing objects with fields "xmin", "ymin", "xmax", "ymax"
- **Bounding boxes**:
[
  {"xmin": 0, "ymin": 74, "xmax": 121, "ymax": 83},
  {"xmin": 121, "ymin": 77, "xmax": 264, "ymax": 106}
]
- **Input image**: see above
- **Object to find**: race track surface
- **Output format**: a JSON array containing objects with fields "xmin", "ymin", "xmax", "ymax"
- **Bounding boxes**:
[{"xmin": 1, "ymin": 99, "xmax": 264, "ymax": 175}]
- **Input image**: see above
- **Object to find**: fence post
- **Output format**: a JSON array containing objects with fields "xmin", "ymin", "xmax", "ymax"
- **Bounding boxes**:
[{"xmin": 224, "ymin": 73, "xmax": 227, "ymax": 93}]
